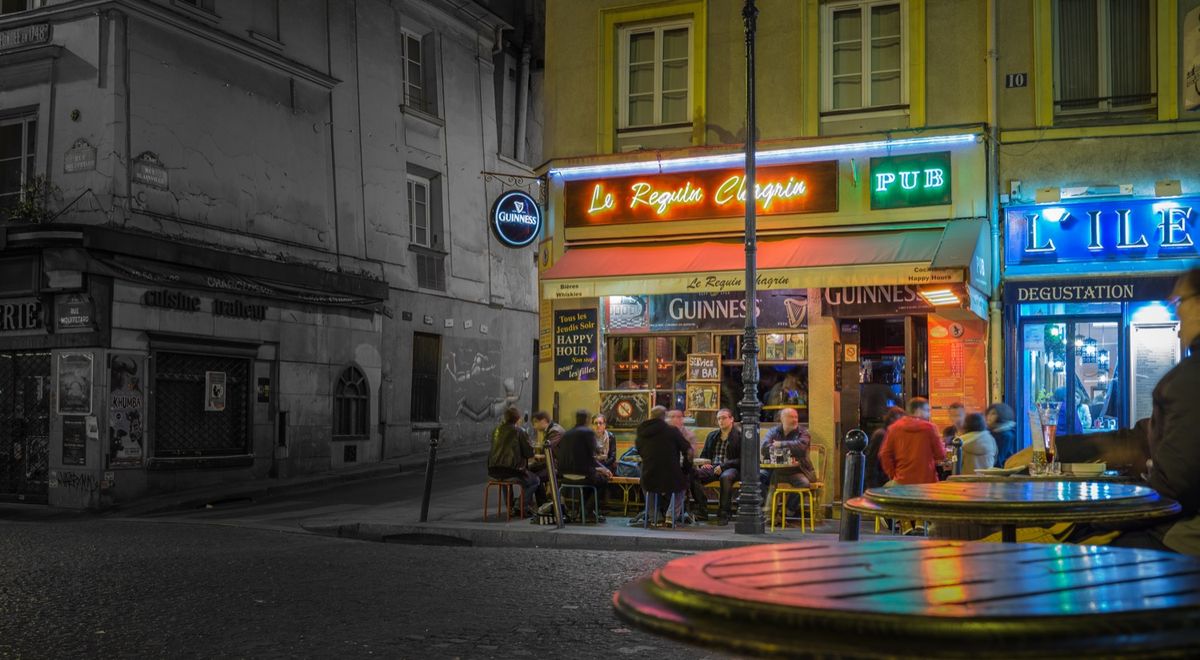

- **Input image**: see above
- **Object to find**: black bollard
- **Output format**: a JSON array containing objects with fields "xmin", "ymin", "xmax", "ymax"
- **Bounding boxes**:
[
  {"xmin": 951, "ymin": 437, "xmax": 964, "ymax": 476},
  {"xmin": 839, "ymin": 429, "xmax": 869, "ymax": 541},
  {"xmin": 418, "ymin": 425, "xmax": 441, "ymax": 523}
]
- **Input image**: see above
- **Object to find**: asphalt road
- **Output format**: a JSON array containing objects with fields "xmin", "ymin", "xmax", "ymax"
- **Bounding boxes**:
[{"xmin": 0, "ymin": 518, "xmax": 729, "ymax": 659}]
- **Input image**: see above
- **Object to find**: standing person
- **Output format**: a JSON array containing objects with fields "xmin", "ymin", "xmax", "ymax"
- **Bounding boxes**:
[
  {"xmin": 529, "ymin": 411, "xmax": 565, "ymax": 493},
  {"xmin": 557, "ymin": 410, "xmax": 610, "ymax": 522},
  {"xmin": 486, "ymin": 406, "xmax": 540, "ymax": 515},
  {"xmin": 636, "ymin": 406, "xmax": 692, "ymax": 523},
  {"xmin": 665, "ymin": 409, "xmax": 698, "ymax": 446},
  {"xmin": 591, "ymin": 413, "xmax": 617, "ymax": 472},
  {"xmin": 760, "ymin": 407, "xmax": 816, "ymax": 517},
  {"xmin": 866, "ymin": 407, "xmax": 906, "ymax": 490},
  {"xmin": 942, "ymin": 402, "xmax": 967, "ymax": 441},
  {"xmin": 959, "ymin": 412, "xmax": 998, "ymax": 475},
  {"xmin": 986, "ymin": 403, "xmax": 1018, "ymax": 468},
  {"xmin": 691, "ymin": 408, "xmax": 742, "ymax": 525},
  {"xmin": 879, "ymin": 397, "xmax": 946, "ymax": 485}
]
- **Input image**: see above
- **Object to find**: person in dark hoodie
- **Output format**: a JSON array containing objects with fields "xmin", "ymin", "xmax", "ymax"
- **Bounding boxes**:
[
  {"xmin": 557, "ymin": 409, "xmax": 610, "ymax": 522},
  {"xmin": 636, "ymin": 405, "xmax": 692, "ymax": 523},
  {"xmin": 866, "ymin": 406, "xmax": 906, "ymax": 490},
  {"xmin": 986, "ymin": 402, "xmax": 1018, "ymax": 468}
]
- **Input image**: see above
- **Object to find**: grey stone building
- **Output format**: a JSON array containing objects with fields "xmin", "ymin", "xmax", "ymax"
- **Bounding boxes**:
[{"xmin": 0, "ymin": 0, "xmax": 542, "ymax": 508}]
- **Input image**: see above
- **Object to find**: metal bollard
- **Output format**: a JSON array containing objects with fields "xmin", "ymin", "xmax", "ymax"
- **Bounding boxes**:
[
  {"xmin": 419, "ymin": 426, "xmax": 441, "ymax": 523},
  {"xmin": 839, "ymin": 429, "xmax": 869, "ymax": 541},
  {"xmin": 951, "ymin": 437, "xmax": 964, "ymax": 476}
]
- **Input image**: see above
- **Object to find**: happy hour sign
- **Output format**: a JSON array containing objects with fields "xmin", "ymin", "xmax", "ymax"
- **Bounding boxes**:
[{"xmin": 554, "ymin": 309, "xmax": 598, "ymax": 381}]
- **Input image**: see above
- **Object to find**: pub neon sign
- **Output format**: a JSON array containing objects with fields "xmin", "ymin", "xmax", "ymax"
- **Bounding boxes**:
[
  {"xmin": 870, "ymin": 152, "xmax": 952, "ymax": 209},
  {"xmin": 564, "ymin": 161, "xmax": 838, "ymax": 227},
  {"xmin": 1004, "ymin": 198, "xmax": 1200, "ymax": 266}
]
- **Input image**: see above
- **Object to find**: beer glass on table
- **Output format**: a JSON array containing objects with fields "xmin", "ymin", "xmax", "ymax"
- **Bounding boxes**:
[{"xmin": 1034, "ymin": 402, "xmax": 1062, "ymax": 476}]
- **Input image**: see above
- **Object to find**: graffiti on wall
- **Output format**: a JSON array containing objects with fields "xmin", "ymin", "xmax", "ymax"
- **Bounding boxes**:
[
  {"xmin": 49, "ymin": 470, "xmax": 99, "ymax": 493},
  {"xmin": 442, "ymin": 339, "xmax": 530, "ymax": 423}
]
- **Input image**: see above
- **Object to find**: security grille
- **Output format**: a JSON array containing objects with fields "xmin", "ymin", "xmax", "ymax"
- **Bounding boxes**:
[
  {"xmin": 153, "ymin": 352, "xmax": 249, "ymax": 456},
  {"xmin": 0, "ymin": 352, "xmax": 50, "ymax": 501}
]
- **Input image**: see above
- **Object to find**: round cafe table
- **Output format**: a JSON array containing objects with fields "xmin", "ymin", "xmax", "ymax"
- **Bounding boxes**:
[
  {"xmin": 844, "ymin": 481, "xmax": 1180, "ymax": 543},
  {"xmin": 613, "ymin": 539, "xmax": 1200, "ymax": 658}
]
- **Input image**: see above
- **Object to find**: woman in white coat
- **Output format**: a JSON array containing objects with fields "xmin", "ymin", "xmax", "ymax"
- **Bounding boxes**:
[{"xmin": 959, "ymin": 412, "xmax": 998, "ymax": 475}]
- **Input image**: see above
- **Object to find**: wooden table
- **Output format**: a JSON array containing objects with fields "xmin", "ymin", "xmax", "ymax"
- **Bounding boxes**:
[
  {"xmin": 613, "ymin": 539, "xmax": 1200, "ymax": 658},
  {"xmin": 845, "ymin": 481, "xmax": 1180, "ymax": 543}
]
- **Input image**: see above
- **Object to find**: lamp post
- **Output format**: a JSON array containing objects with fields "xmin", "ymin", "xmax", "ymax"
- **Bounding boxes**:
[{"xmin": 735, "ymin": 0, "xmax": 764, "ymax": 535}]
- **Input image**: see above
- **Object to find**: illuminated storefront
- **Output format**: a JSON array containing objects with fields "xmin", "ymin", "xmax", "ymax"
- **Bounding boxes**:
[
  {"xmin": 1003, "ymin": 196, "xmax": 1199, "ymax": 451},
  {"xmin": 538, "ymin": 130, "xmax": 994, "ymax": 486}
]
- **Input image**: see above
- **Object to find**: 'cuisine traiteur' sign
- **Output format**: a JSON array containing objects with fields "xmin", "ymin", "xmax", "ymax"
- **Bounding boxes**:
[{"xmin": 562, "ymin": 161, "xmax": 838, "ymax": 227}]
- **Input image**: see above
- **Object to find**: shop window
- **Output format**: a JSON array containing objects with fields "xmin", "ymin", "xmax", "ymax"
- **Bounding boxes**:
[
  {"xmin": 822, "ymin": 0, "xmax": 905, "ymax": 113},
  {"xmin": 333, "ymin": 366, "xmax": 369, "ymax": 439},
  {"xmin": 653, "ymin": 336, "xmax": 691, "ymax": 411},
  {"xmin": 0, "ymin": 113, "xmax": 37, "ymax": 219},
  {"xmin": 605, "ymin": 335, "xmax": 691, "ymax": 410},
  {"xmin": 400, "ymin": 28, "xmax": 439, "ymax": 116},
  {"xmin": 718, "ymin": 334, "xmax": 809, "ymax": 422},
  {"xmin": 1053, "ymin": 0, "xmax": 1154, "ymax": 117},
  {"xmin": 608, "ymin": 336, "xmax": 650, "ymax": 389},
  {"xmin": 153, "ymin": 352, "xmax": 250, "ymax": 457},
  {"xmin": 1, "ymin": 0, "xmax": 44, "ymax": 15},
  {"xmin": 410, "ymin": 333, "xmax": 440, "ymax": 423},
  {"xmin": 618, "ymin": 20, "xmax": 692, "ymax": 130},
  {"xmin": 250, "ymin": 0, "xmax": 281, "ymax": 44}
]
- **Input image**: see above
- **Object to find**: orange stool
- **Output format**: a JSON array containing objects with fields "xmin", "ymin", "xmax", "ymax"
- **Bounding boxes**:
[{"xmin": 483, "ymin": 479, "xmax": 527, "ymax": 521}]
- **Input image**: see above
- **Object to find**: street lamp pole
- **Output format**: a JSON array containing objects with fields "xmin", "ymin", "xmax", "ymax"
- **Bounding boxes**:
[{"xmin": 735, "ymin": 0, "xmax": 764, "ymax": 535}]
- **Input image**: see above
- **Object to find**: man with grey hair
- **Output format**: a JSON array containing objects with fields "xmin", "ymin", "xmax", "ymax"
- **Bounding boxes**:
[{"xmin": 636, "ymin": 405, "xmax": 693, "ymax": 523}]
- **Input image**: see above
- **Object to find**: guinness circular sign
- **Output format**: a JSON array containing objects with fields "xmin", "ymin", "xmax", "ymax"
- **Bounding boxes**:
[{"xmin": 490, "ymin": 190, "xmax": 542, "ymax": 248}]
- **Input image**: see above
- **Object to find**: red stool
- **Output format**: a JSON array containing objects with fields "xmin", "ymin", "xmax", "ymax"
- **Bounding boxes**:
[{"xmin": 483, "ymin": 479, "xmax": 527, "ymax": 521}]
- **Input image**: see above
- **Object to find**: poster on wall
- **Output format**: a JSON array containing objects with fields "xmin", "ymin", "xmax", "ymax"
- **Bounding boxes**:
[
  {"xmin": 685, "ymin": 383, "xmax": 720, "ymax": 411},
  {"xmin": 1131, "ymin": 323, "xmax": 1181, "ymax": 423},
  {"xmin": 599, "ymin": 390, "xmax": 653, "ymax": 428},
  {"xmin": 62, "ymin": 416, "xmax": 87, "ymax": 466},
  {"xmin": 56, "ymin": 352, "xmax": 93, "ymax": 415},
  {"xmin": 108, "ymin": 354, "xmax": 145, "ymax": 468},
  {"xmin": 927, "ymin": 315, "xmax": 989, "ymax": 430},
  {"xmin": 554, "ymin": 309, "xmax": 598, "ymax": 381},
  {"xmin": 205, "ymin": 371, "xmax": 228, "ymax": 412}
]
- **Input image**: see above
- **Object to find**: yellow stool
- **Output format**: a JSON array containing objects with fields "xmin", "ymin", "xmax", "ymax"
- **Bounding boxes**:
[{"xmin": 770, "ymin": 485, "xmax": 815, "ymax": 532}]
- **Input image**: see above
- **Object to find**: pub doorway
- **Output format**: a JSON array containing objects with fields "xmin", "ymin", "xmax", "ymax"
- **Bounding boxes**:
[{"xmin": 0, "ymin": 352, "xmax": 51, "ymax": 503}]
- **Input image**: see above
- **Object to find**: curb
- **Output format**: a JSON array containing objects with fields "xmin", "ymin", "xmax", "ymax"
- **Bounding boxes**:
[{"xmin": 106, "ymin": 447, "xmax": 489, "ymax": 518}]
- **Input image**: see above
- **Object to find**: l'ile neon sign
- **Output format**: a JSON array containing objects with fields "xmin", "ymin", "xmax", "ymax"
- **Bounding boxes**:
[
  {"xmin": 1004, "ymin": 198, "xmax": 1200, "ymax": 265},
  {"xmin": 564, "ymin": 161, "xmax": 839, "ymax": 227}
]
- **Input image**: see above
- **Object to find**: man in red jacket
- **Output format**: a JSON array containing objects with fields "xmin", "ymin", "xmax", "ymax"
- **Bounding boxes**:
[{"xmin": 880, "ymin": 397, "xmax": 946, "ymax": 485}]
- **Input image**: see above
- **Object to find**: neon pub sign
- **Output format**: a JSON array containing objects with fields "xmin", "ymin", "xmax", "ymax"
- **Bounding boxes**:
[
  {"xmin": 1005, "ymin": 197, "xmax": 1200, "ymax": 266},
  {"xmin": 562, "ymin": 161, "xmax": 838, "ymax": 227}
]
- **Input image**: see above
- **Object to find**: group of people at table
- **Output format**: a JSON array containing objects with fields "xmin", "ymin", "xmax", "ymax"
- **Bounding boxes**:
[{"xmin": 486, "ymin": 404, "xmax": 816, "ymax": 526}]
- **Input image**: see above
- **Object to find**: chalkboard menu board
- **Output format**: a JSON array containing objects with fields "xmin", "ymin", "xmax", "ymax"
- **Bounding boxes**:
[
  {"xmin": 554, "ymin": 309, "xmax": 598, "ymax": 381},
  {"xmin": 687, "ymin": 353, "xmax": 721, "ymax": 382}
]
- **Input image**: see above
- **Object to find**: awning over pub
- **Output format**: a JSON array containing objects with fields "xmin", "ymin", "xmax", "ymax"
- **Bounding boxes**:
[{"xmin": 541, "ymin": 219, "xmax": 991, "ymax": 299}]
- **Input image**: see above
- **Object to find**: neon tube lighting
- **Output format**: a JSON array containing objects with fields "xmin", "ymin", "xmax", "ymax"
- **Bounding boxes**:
[{"xmin": 549, "ymin": 134, "xmax": 979, "ymax": 179}]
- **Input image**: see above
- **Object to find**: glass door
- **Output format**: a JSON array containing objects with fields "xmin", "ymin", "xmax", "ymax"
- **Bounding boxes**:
[
  {"xmin": 1071, "ymin": 320, "xmax": 1121, "ymax": 433},
  {"xmin": 1020, "ymin": 317, "xmax": 1124, "ymax": 441}
]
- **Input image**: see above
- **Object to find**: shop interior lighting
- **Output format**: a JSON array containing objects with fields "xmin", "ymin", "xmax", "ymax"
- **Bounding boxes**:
[
  {"xmin": 918, "ymin": 288, "xmax": 960, "ymax": 306},
  {"xmin": 1074, "ymin": 335, "xmax": 1084, "ymax": 348},
  {"xmin": 1082, "ymin": 337, "xmax": 1098, "ymax": 363},
  {"xmin": 1097, "ymin": 349, "xmax": 1111, "ymax": 368},
  {"xmin": 548, "ymin": 134, "xmax": 979, "ymax": 180}
]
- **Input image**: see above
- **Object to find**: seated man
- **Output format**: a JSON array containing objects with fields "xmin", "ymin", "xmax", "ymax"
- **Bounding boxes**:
[
  {"xmin": 636, "ymin": 405, "xmax": 692, "ymax": 523},
  {"xmin": 486, "ymin": 406, "xmax": 540, "ymax": 515},
  {"xmin": 556, "ymin": 409, "xmax": 611, "ymax": 521},
  {"xmin": 760, "ymin": 407, "xmax": 816, "ymax": 517},
  {"xmin": 690, "ymin": 408, "xmax": 742, "ymax": 525}
]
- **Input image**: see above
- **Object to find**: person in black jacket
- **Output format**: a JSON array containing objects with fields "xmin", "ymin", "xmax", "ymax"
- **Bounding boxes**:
[
  {"xmin": 557, "ymin": 409, "xmax": 611, "ymax": 520},
  {"xmin": 487, "ymin": 406, "xmax": 539, "ymax": 514},
  {"xmin": 689, "ymin": 408, "xmax": 742, "ymax": 524},
  {"xmin": 636, "ymin": 405, "xmax": 692, "ymax": 522},
  {"xmin": 866, "ymin": 406, "xmax": 905, "ymax": 490},
  {"xmin": 986, "ymin": 402, "xmax": 1018, "ymax": 468}
]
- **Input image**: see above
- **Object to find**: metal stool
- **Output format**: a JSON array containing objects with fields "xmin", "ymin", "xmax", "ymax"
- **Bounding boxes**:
[
  {"xmin": 559, "ymin": 475, "xmax": 601, "ymax": 524},
  {"xmin": 483, "ymin": 479, "xmax": 526, "ymax": 521},
  {"xmin": 643, "ymin": 490, "xmax": 679, "ymax": 529},
  {"xmin": 770, "ymin": 486, "xmax": 815, "ymax": 532}
]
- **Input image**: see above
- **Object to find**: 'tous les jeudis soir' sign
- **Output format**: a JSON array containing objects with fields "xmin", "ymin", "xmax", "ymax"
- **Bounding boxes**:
[{"xmin": 563, "ymin": 161, "xmax": 838, "ymax": 228}]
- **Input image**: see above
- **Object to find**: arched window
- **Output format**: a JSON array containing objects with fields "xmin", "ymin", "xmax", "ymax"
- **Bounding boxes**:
[{"xmin": 333, "ymin": 366, "xmax": 369, "ymax": 438}]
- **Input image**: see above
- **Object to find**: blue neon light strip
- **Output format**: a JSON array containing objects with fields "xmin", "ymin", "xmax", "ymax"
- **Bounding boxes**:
[{"xmin": 548, "ymin": 134, "xmax": 978, "ymax": 180}]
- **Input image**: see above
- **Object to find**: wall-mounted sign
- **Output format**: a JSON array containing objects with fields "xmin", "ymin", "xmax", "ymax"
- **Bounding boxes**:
[
  {"xmin": 490, "ymin": 190, "xmax": 542, "ymax": 248},
  {"xmin": 205, "ymin": 371, "xmax": 227, "ymax": 412},
  {"xmin": 605, "ymin": 290, "xmax": 808, "ymax": 333},
  {"xmin": 132, "ymin": 151, "xmax": 168, "ymax": 189},
  {"xmin": 685, "ymin": 383, "xmax": 720, "ymax": 411},
  {"xmin": 142, "ymin": 289, "xmax": 200, "ymax": 312},
  {"xmin": 1005, "ymin": 198, "xmax": 1200, "ymax": 266},
  {"xmin": 0, "ymin": 297, "xmax": 42, "ymax": 333},
  {"xmin": 686, "ymin": 353, "xmax": 721, "ymax": 382},
  {"xmin": 64, "ymin": 139, "xmax": 97, "ymax": 174},
  {"xmin": 554, "ymin": 309, "xmax": 597, "ymax": 381},
  {"xmin": 563, "ymin": 161, "xmax": 839, "ymax": 228},
  {"xmin": 55, "ymin": 293, "xmax": 93, "ymax": 331},
  {"xmin": 599, "ymin": 390, "xmax": 653, "ymax": 428},
  {"xmin": 62, "ymin": 416, "xmax": 87, "ymax": 467},
  {"xmin": 1185, "ymin": 5, "xmax": 1200, "ymax": 111},
  {"xmin": 1004, "ymin": 73, "xmax": 1028, "ymax": 88},
  {"xmin": 821, "ymin": 285, "xmax": 940, "ymax": 318},
  {"xmin": 870, "ymin": 152, "xmax": 952, "ymax": 209},
  {"xmin": 213, "ymin": 298, "xmax": 267, "ymax": 321},
  {"xmin": 1003, "ymin": 275, "xmax": 1178, "ymax": 304},
  {"xmin": 0, "ymin": 23, "xmax": 50, "ymax": 52},
  {"xmin": 108, "ymin": 354, "xmax": 145, "ymax": 468}
]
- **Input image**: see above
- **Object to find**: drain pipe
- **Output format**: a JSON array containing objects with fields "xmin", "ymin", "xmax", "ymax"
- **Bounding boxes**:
[
  {"xmin": 515, "ymin": 39, "xmax": 531, "ymax": 163},
  {"xmin": 986, "ymin": 0, "xmax": 1004, "ymax": 404}
]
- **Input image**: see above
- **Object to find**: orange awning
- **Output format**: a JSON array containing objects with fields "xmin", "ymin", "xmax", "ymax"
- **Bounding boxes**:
[{"xmin": 542, "ymin": 227, "xmax": 975, "ymax": 298}]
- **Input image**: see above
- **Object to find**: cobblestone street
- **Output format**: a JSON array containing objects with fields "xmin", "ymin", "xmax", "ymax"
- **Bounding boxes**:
[{"xmin": 0, "ymin": 518, "xmax": 730, "ymax": 659}]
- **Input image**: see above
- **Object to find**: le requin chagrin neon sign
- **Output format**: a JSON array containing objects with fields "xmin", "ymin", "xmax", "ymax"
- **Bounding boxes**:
[{"xmin": 563, "ymin": 161, "xmax": 839, "ymax": 227}]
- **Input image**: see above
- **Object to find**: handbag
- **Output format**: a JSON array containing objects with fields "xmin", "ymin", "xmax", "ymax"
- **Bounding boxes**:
[{"xmin": 615, "ymin": 446, "xmax": 641, "ymax": 478}]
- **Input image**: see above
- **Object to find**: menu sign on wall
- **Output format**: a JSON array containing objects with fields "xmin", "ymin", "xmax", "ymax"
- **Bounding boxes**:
[
  {"xmin": 563, "ymin": 161, "xmax": 838, "ymax": 228},
  {"xmin": 1131, "ymin": 323, "xmax": 1181, "ymax": 423},
  {"xmin": 686, "ymin": 354, "xmax": 721, "ymax": 382},
  {"xmin": 927, "ymin": 315, "xmax": 988, "ymax": 430},
  {"xmin": 554, "ymin": 309, "xmax": 598, "ymax": 381}
]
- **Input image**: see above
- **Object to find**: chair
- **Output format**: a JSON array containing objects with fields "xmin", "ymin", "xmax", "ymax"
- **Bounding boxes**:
[
  {"xmin": 643, "ymin": 490, "xmax": 678, "ymax": 529},
  {"xmin": 483, "ymin": 479, "xmax": 527, "ymax": 522},
  {"xmin": 769, "ymin": 444, "xmax": 827, "ymax": 532},
  {"xmin": 559, "ymin": 474, "xmax": 601, "ymax": 524}
]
